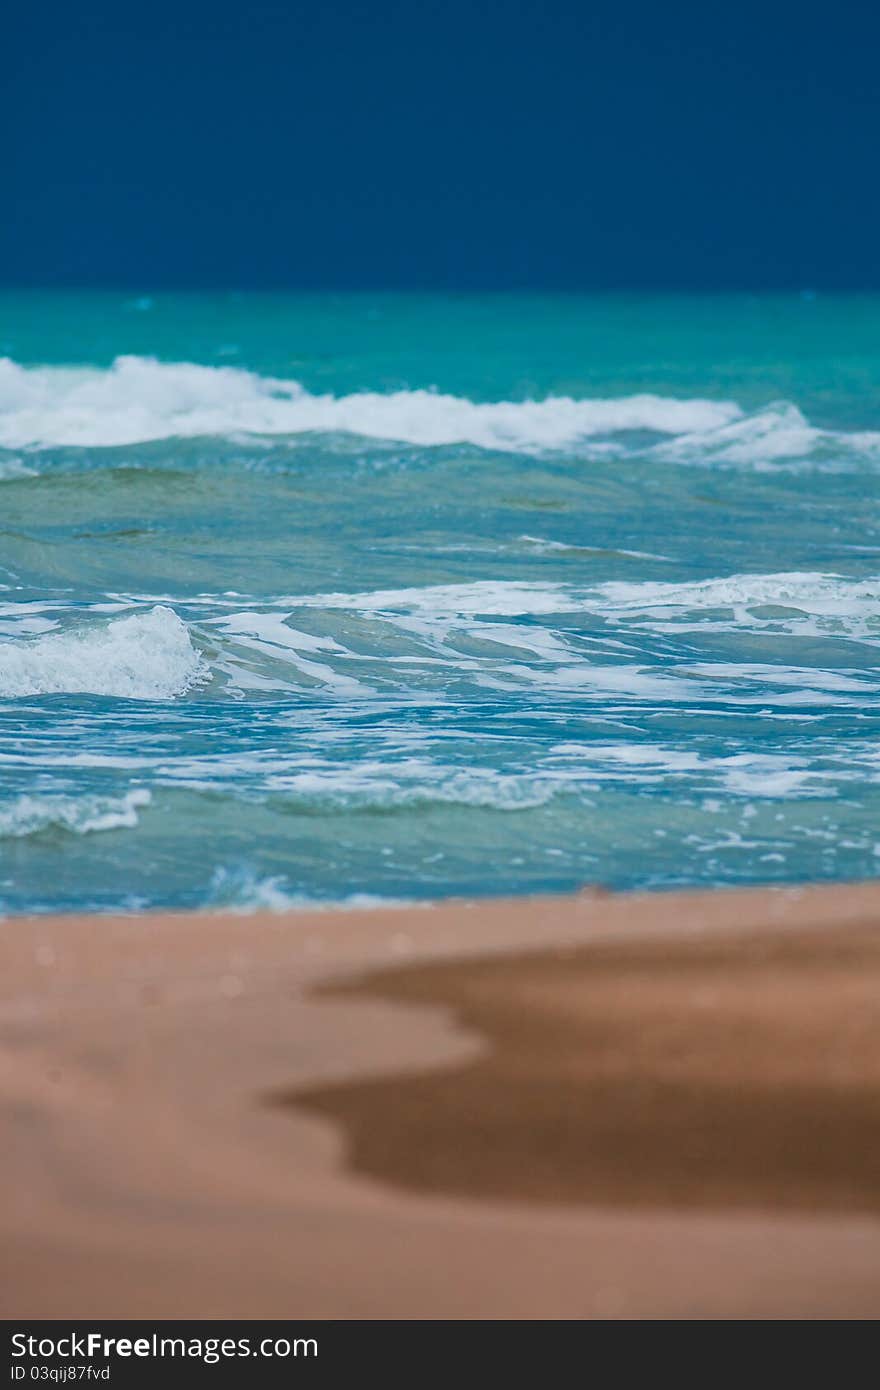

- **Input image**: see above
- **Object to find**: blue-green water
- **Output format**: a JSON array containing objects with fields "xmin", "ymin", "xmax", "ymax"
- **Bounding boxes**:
[{"xmin": 1, "ymin": 291, "xmax": 879, "ymax": 913}]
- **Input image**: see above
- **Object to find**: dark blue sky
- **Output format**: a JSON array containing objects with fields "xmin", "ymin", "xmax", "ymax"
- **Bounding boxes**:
[{"xmin": 4, "ymin": 1, "xmax": 879, "ymax": 288}]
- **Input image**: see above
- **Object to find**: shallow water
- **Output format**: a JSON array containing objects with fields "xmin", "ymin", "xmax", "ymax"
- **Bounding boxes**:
[{"xmin": 1, "ymin": 291, "xmax": 879, "ymax": 913}]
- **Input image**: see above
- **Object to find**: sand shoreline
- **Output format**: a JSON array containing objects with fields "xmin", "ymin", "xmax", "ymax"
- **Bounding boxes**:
[{"xmin": 3, "ymin": 881, "xmax": 880, "ymax": 1319}]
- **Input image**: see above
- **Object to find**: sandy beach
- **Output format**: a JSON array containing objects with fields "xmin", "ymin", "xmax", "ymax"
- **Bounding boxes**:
[
  {"xmin": 2, "ymin": 880, "xmax": 880, "ymax": 1320},
  {"xmin": 5, "ymin": 0, "xmax": 880, "ymax": 1338}
]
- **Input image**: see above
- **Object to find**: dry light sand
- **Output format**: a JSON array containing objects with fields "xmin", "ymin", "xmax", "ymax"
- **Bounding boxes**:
[{"xmin": 2, "ymin": 881, "xmax": 880, "ymax": 1319}]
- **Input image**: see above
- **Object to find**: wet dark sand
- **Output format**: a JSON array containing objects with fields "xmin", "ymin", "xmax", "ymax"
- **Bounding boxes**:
[
  {"xmin": 293, "ymin": 924, "xmax": 880, "ymax": 1212},
  {"xmin": 2, "ymin": 882, "xmax": 880, "ymax": 1318}
]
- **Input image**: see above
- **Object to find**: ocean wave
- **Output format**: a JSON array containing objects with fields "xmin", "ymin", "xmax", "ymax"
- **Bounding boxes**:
[
  {"xmin": 591, "ymin": 571, "xmax": 880, "ymax": 627},
  {"xmin": 267, "ymin": 765, "xmax": 563, "ymax": 811},
  {"xmin": 271, "ymin": 571, "xmax": 880, "ymax": 636},
  {"xmin": 3, "ymin": 574, "xmax": 876, "ymax": 710},
  {"xmin": 547, "ymin": 743, "xmax": 829, "ymax": 797},
  {"xmin": 183, "ymin": 573, "xmax": 880, "ymax": 699},
  {"xmin": 0, "ymin": 605, "xmax": 208, "ymax": 699},
  {"xmin": 0, "ymin": 355, "xmax": 741, "ymax": 451},
  {"xmin": 0, "ymin": 456, "xmax": 36, "ymax": 480},
  {"xmin": 201, "ymin": 751, "xmax": 832, "ymax": 809},
  {"xmin": 205, "ymin": 865, "xmax": 414, "ymax": 913},
  {"xmin": 252, "ymin": 580, "xmax": 574, "ymax": 618},
  {"xmin": 0, "ymin": 788, "xmax": 151, "ymax": 838},
  {"xmin": 2, "ymin": 357, "xmax": 877, "ymax": 465},
  {"xmin": 650, "ymin": 401, "xmax": 880, "ymax": 466}
]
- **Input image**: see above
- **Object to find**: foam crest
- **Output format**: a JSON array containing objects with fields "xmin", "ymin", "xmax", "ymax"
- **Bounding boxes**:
[
  {"xmin": 0, "ymin": 788, "xmax": 151, "ymax": 838},
  {"xmin": 284, "ymin": 580, "xmax": 572, "ymax": 617},
  {"xmin": 653, "ymin": 401, "xmax": 880, "ymax": 466},
  {"xmin": 592, "ymin": 571, "xmax": 880, "ymax": 620},
  {"xmin": 276, "ymin": 572, "xmax": 880, "ymax": 634},
  {"xmin": 266, "ymin": 764, "xmax": 562, "ymax": 810},
  {"xmin": 193, "ymin": 573, "xmax": 880, "ymax": 699},
  {"xmin": 205, "ymin": 865, "xmax": 415, "ymax": 913},
  {"xmin": 0, "ymin": 456, "xmax": 36, "ymax": 480},
  {"xmin": 0, "ymin": 606, "xmax": 207, "ymax": 699},
  {"xmin": 3, "ymin": 356, "xmax": 877, "ymax": 464},
  {"xmin": 0, "ymin": 356, "xmax": 739, "ymax": 451}
]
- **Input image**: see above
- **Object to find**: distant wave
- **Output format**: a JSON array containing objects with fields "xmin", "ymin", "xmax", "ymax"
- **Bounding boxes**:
[
  {"xmin": 0, "ymin": 605, "xmax": 208, "ymax": 699},
  {"xmin": 1, "ymin": 356, "xmax": 877, "ymax": 465},
  {"xmin": 651, "ymin": 400, "xmax": 880, "ymax": 466},
  {"xmin": 0, "ymin": 354, "xmax": 741, "ymax": 451}
]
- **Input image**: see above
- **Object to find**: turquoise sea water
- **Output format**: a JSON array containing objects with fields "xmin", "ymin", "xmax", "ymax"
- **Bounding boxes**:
[{"xmin": 1, "ymin": 291, "xmax": 879, "ymax": 914}]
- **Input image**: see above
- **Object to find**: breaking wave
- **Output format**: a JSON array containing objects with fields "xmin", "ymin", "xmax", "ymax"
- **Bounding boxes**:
[
  {"xmin": 0, "ymin": 605, "xmax": 208, "ymax": 699},
  {"xmin": 1, "ymin": 357, "xmax": 878, "ymax": 465},
  {"xmin": 0, "ymin": 788, "xmax": 151, "ymax": 838},
  {"xmin": 205, "ymin": 865, "xmax": 415, "ymax": 914},
  {"xmin": 0, "ymin": 354, "xmax": 749, "ymax": 452}
]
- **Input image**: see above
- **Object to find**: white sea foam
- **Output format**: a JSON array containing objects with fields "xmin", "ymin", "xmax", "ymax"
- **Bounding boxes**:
[
  {"xmin": 591, "ymin": 571, "xmax": 878, "ymax": 612},
  {"xmin": 281, "ymin": 580, "xmax": 573, "ymax": 617},
  {"xmin": 549, "ymin": 743, "xmax": 705, "ymax": 773},
  {"xmin": 1, "ymin": 355, "xmax": 877, "ymax": 470},
  {"xmin": 182, "ymin": 572, "xmax": 880, "ymax": 700},
  {"xmin": 206, "ymin": 748, "xmax": 833, "ymax": 808},
  {"xmin": 716, "ymin": 756, "xmax": 818, "ymax": 797},
  {"xmin": 519, "ymin": 536, "xmax": 672, "ymax": 561},
  {"xmin": 206, "ymin": 865, "xmax": 414, "ymax": 913},
  {"xmin": 546, "ymin": 742, "xmax": 829, "ymax": 796},
  {"xmin": 276, "ymin": 572, "xmax": 880, "ymax": 625},
  {"xmin": 651, "ymin": 401, "xmax": 880, "ymax": 466},
  {"xmin": 265, "ymin": 763, "xmax": 563, "ymax": 810},
  {"xmin": 589, "ymin": 571, "xmax": 880, "ymax": 639},
  {"xmin": 685, "ymin": 663, "xmax": 877, "ymax": 692},
  {"xmin": 263, "ymin": 573, "xmax": 880, "ymax": 662},
  {"xmin": 2, "ymin": 356, "xmax": 876, "ymax": 464},
  {"xmin": 0, "ymin": 788, "xmax": 151, "ymax": 838},
  {"xmin": 479, "ymin": 662, "xmax": 707, "ymax": 700},
  {"xmin": 0, "ymin": 355, "xmax": 741, "ymax": 451},
  {"xmin": 0, "ymin": 456, "xmax": 36, "ymax": 480},
  {"xmin": 0, "ymin": 606, "xmax": 207, "ymax": 699},
  {"xmin": 210, "ymin": 610, "xmax": 374, "ymax": 696},
  {"xmin": 4, "ymin": 573, "xmax": 872, "ymax": 710}
]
